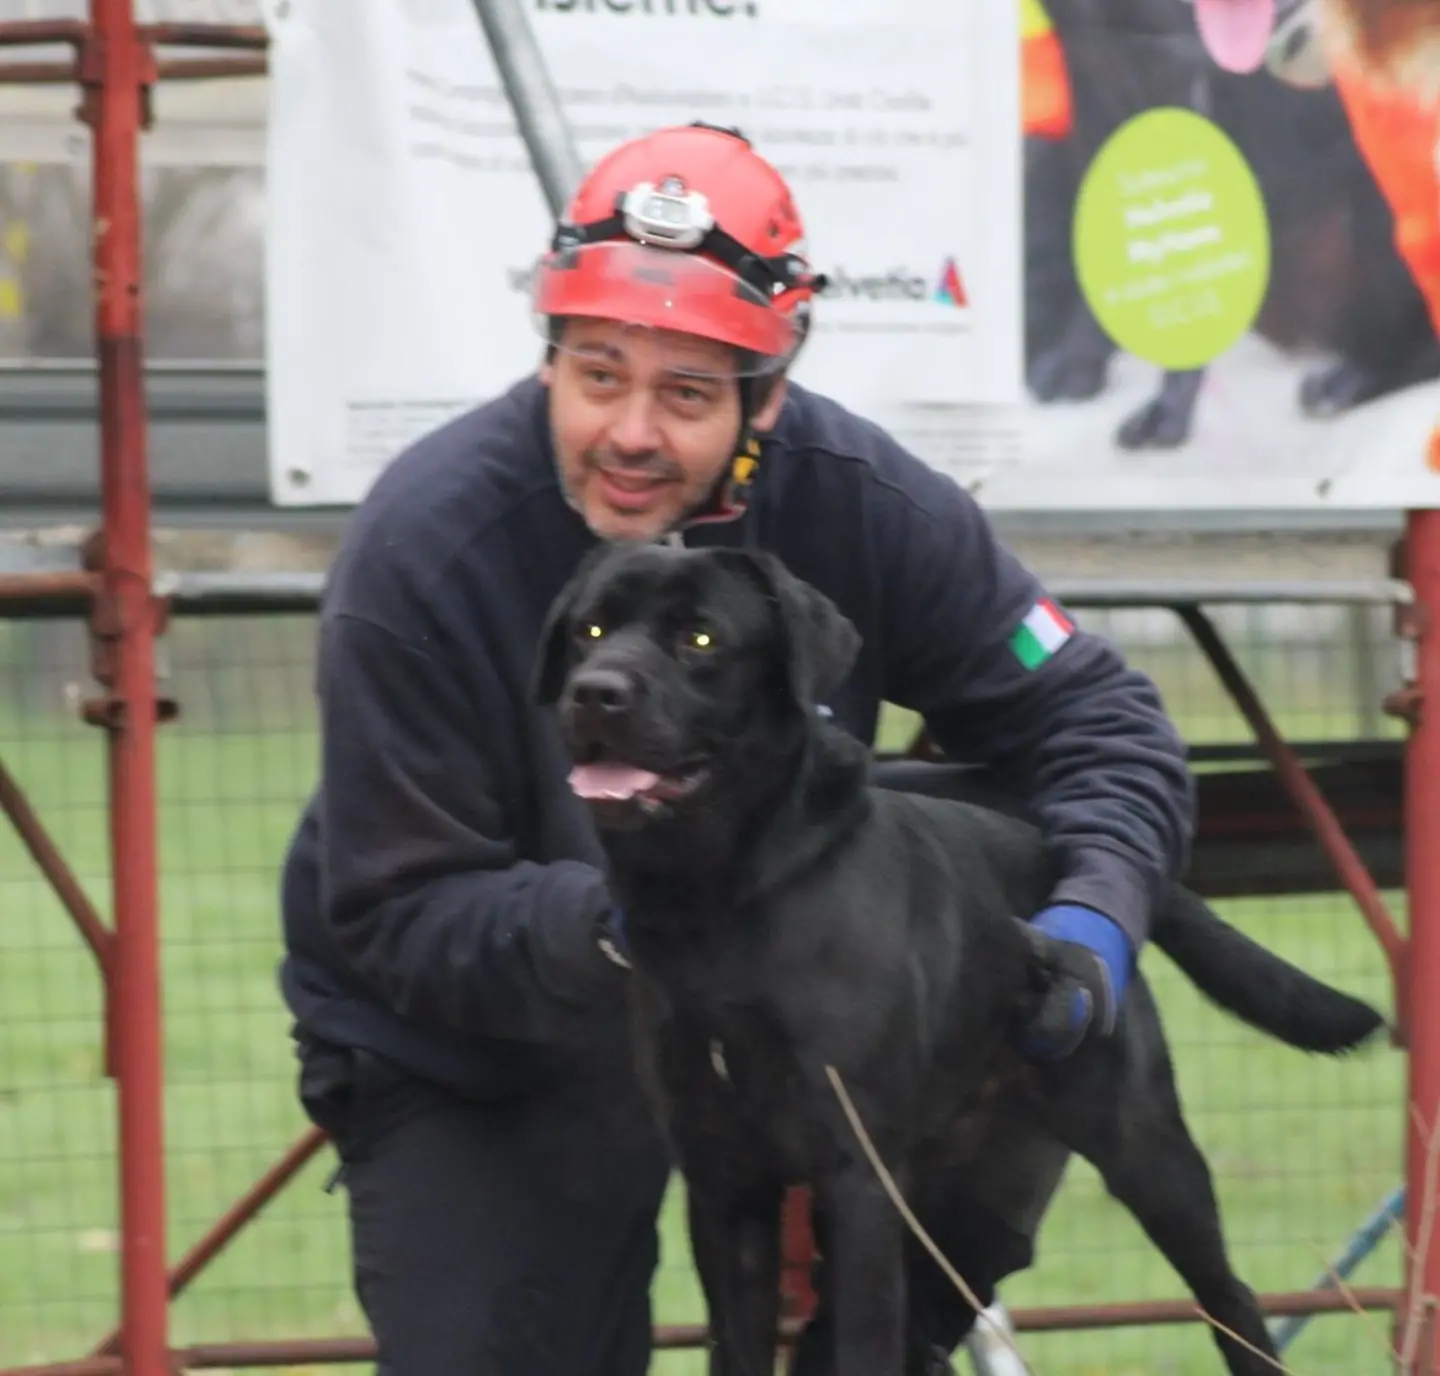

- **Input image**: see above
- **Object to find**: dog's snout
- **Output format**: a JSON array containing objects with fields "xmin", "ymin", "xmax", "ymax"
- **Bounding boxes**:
[{"xmin": 569, "ymin": 668, "xmax": 639, "ymax": 718}]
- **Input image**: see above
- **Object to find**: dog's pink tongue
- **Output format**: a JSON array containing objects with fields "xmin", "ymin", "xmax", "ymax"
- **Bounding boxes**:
[
  {"xmin": 1194, "ymin": 0, "xmax": 1275, "ymax": 72},
  {"xmin": 568, "ymin": 762, "xmax": 661, "ymax": 800}
]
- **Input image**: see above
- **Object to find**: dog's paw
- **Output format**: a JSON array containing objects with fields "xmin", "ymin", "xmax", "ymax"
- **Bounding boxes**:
[
  {"xmin": 1298, "ymin": 352, "xmax": 1440, "ymax": 419},
  {"xmin": 1299, "ymin": 359, "xmax": 1384, "ymax": 418},
  {"xmin": 1115, "ymin": 395, "xmax": 1194, "ymax": 449}
]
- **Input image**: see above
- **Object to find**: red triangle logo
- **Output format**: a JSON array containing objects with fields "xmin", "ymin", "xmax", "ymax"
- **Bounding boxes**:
[{"xmin": 934, "ymin": 256, "xmax": 968, "ymax": 307}]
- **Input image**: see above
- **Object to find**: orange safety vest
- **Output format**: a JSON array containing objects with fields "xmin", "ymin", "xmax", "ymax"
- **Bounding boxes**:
[
  {"xmin": 1021, "ymin": 0, "xmax": 1074, "ymax": 140},
  {"xmin": 1330, "ymin": 61, "xmax": 1440, "ymax": 336}
]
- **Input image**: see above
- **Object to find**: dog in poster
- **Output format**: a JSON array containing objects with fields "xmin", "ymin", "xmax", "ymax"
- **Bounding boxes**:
[{"xmin": 1022, "ymin": 0, "xmax": 1440, "ymax": 451}]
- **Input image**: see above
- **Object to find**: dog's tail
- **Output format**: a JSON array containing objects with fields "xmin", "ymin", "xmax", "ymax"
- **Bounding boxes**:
[{"xmin": 1151, "ymin": 887, "xmax": 1388, "ymax": 1055}]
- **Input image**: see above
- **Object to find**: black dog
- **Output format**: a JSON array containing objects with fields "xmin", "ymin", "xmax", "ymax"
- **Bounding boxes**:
[{"xmin": 533, "ymin": 541, "xmax": 1387, "ymax": 1376}]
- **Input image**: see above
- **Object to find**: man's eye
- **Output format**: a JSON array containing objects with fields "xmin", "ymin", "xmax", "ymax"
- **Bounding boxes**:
[{"xmin": 667, "ymin": 382, "xmax": 717, "ymax": 410}]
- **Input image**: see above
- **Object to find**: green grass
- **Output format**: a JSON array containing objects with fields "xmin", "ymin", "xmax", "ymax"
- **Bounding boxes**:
[{"xmin": 0, "ymin": 612, "xmax": 1413, "ymax": 1373}]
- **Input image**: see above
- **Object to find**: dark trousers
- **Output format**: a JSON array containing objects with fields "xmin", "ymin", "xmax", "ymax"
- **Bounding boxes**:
[
  {"xmin": 297, "ymin": 760, "xmax": 1024, "ymax": 1375},
  {"xmin": 299, "ymin": 1037, "xmax": 672, "ymax": 1375}
]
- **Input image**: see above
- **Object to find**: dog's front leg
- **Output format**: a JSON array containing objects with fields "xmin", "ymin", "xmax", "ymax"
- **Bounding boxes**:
[
  {"xmin": 816, "ymin": 1165, "xmax": 907, "ymax": 1376},
  {"xmin": 685, "ymin": 1182, "xmax": 783, "ymax": 1376}
]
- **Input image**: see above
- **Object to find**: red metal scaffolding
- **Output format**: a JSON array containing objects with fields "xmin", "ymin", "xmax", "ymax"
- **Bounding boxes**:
[{"xmin": 0, "ymin": 2, "xmax": 1437, "ymax": 1371}]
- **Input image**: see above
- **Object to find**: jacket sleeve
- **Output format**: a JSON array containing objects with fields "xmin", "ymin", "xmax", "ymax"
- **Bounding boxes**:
[
  {"xmin": 874, "ymin": 461, "xmax": 1196, "ymax": 948},
  {"xmin": 313, "ymin": 610, "xmax": 625, "ymax": 1043}
]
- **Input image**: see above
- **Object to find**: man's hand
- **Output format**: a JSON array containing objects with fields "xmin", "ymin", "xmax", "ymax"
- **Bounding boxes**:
[{"xmin": 1015, "ymin": 903, "xmax": 1135, "ymax": 1060}]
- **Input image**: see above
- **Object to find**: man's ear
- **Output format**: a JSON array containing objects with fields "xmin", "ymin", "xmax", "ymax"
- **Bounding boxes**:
[
  {"xmin": 750, "ymin": 374, "xmax": 789, "ymax": 432},
  {"xmin": 531, "ymin": 544, "xmax": 609, "ymax": 706},
  {"xmin": 716, "ymin": 549, "xmax": 860, "ymax": 709}
]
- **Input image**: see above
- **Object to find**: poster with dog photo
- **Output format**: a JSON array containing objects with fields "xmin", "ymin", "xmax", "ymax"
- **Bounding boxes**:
[
  {"xmin": 953, "ymin": 0, "xmax": 1440, "ymax": 511},
  {"xmin": 262, "ymin": 0, "xmax": 1440, "ymax": 511}
]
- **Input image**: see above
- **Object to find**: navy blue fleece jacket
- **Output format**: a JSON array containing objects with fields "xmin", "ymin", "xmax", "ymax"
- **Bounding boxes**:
[{"xmin": 278, "ymin": 375, "xmax": 1195, "ymax": 1097}]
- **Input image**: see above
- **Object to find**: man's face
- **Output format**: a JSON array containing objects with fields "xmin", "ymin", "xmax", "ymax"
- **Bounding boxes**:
[{"xmin": 544, "ymin": 318, "xmax": 786, "ymax": 543}]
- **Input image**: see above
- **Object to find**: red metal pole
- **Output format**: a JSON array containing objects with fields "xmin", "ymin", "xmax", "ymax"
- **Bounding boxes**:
[
  {"xmin": 137, "ymin": 20, "xmax": 269, "ymax": 49},
  {"xmin": 1177, "ymin": 604, "xmax": 1409, "ymax": 1017},
  {"xmin": 86, "ymin": 3, "xmax": 168, "ymax": 1374},
  {"xmin": 91, "ymin": 1127, "xmax": 330, "ymax": 1359},
  {"xmin": 0, "ymin": 756, "xmax": 118, "ymax": 1077},
  {"xmin": 779, "ymin": 1186, "xmax": 818, "ymax": 1321},
  {"xmin": 137, "ymin": 1286, "xmax": 1402, "ymax": 1368},
  {"xmin": 1406, "ymin": 508, "xmax": 1440, "ymax": 1369},
  {"xmin": 0, "ymin": 571, "xmax": 99, "ymax": 603},
  {"xmin": 0, "ymin": 758, "xmax": 114, "ymax": 973},
  {"xmin": 1, "ymin": 1360, "xmax": 122, "ymax": 1376},
  {"xmin": 0, "ymin": 18, "xmax": 87, "ymax": 45}
]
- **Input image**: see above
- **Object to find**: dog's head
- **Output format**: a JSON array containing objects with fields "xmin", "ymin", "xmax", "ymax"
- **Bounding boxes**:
[{"xmin": 532, "ymin": 543, "xmax": 860, "ymax": 833}]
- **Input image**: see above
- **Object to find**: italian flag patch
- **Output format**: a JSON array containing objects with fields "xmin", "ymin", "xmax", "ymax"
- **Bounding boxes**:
[{"xmin": 1009, "ymin": 598, "xmax": 1074, "ymax": 671}]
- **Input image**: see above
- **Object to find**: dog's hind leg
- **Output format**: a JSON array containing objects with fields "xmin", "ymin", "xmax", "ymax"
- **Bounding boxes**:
[
  {"xmin": 1092, "ymin": 1121, "xmax": 1275, "ymax": 1374},
  {"xmin": 1301, "ymin": 334, "xmax": 1440, "ymax": 418},
  {"xmin": 685, "ymin": 1182, "xmax": 784, "ymax": 1376},
  {"xmin": 1054, "ymin": 1012, "xmax": 1278, "ymax": 1375}
]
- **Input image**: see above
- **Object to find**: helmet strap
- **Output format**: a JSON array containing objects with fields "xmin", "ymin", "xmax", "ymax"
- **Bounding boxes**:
[
  {"xmin": 551, "ymin": 210, "xmax": 823, "ymax": 305},
  {"xmin": 679, "ymin": 373, "xmax": 764, "ymax": 530}
]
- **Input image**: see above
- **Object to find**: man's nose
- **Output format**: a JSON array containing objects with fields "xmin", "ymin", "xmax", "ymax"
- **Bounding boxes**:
[
  {"xmin": 568, "ymin": 668, "xmax": 640, "ymax": 720},
  {"xmin": 607, "ymin": 393, "xmax": 664, "ymax": 455}
]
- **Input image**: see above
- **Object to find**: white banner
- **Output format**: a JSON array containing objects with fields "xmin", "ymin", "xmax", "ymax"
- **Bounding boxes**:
[
  {"xmin": 261, "ymin": 0, "xmax": 1018, "ymax": 506},
  {"xmin": 262, "ymin": 0, "xmax": 1440, "ymax": 511}
]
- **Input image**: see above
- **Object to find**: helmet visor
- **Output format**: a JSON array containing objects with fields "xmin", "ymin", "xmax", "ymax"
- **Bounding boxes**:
[{"xmin": 532, "ymin": 239, "xmax": 796, "ymax": 376}]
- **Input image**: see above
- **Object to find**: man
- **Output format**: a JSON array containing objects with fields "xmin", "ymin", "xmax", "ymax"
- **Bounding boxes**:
[{"xmin": 279, "ymin": 121, "xmax": 1195, "ymax": 1374}]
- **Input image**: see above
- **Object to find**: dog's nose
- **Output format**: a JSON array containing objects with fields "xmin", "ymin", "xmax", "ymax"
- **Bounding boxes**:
[{"xmin": 569, "ymin": 668, "xmax": 638, "ymax": 718}]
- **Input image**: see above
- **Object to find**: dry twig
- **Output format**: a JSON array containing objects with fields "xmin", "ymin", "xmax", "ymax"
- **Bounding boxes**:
[
  {"xmin": 824, "ymin": 1065, "xmax": 1302, "ymax": 1376},
  {"xmin": 1401, "ymin": 1104, "xmax": 1440, "ymax": 1373}
]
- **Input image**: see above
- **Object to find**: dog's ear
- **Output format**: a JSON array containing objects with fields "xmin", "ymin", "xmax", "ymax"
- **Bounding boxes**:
[
  {"xmin": 531, "ymin": 543, "xmax": 611, "ymax": 707},
  {"xmin": 717, "ymin": 549, "xmax": 860, "ymax": 708}
]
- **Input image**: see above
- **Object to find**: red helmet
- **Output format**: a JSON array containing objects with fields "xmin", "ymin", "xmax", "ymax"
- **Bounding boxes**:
[{"xmin": 533, "ymin": 123, "xmax": 824, "ymax": 374}]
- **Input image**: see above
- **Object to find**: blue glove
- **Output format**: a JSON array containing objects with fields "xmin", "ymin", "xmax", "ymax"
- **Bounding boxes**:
[
  {"xmin": 1016, "ymin": 903, "xmax": 1135, "ymax": 1061},
  {"xmin": 597, "ymin": 905, "xmax": 631, "ymax": 970}
]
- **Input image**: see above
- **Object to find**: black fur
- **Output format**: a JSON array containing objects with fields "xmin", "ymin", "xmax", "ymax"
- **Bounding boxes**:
[{"xmin": 533, "ymin": 542, "xmax": 1387, "ymax": 1376}]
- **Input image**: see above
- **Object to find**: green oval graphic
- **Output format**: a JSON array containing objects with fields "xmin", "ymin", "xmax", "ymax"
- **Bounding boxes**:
[{"xmin": 1073, "ymin": 106, "xmax": 1271, "ymax": 371}]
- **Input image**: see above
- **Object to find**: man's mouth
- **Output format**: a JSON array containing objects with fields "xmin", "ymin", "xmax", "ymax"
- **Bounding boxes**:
[
  {"xmin": 591, "ymin": 461, "xmax": 680, "ymax": 514},
  {"xmin": 568, "ymin": 759, "xmax": 709, "ymax": 812}
]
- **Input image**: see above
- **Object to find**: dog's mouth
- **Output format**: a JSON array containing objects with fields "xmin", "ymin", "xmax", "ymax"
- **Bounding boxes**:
[{"xmin": 567, "ymin": 758, "xmax": 710, "ymax": 812}]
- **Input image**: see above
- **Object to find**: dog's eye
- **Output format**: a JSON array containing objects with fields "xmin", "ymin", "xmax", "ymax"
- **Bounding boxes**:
[
  {"xmin": 683, "ymin": 627, "xmax": 717, "ymax": 652},
  {"xmin": 580, "ymin": 623, "xmax": 606, "ymax": 642}
]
